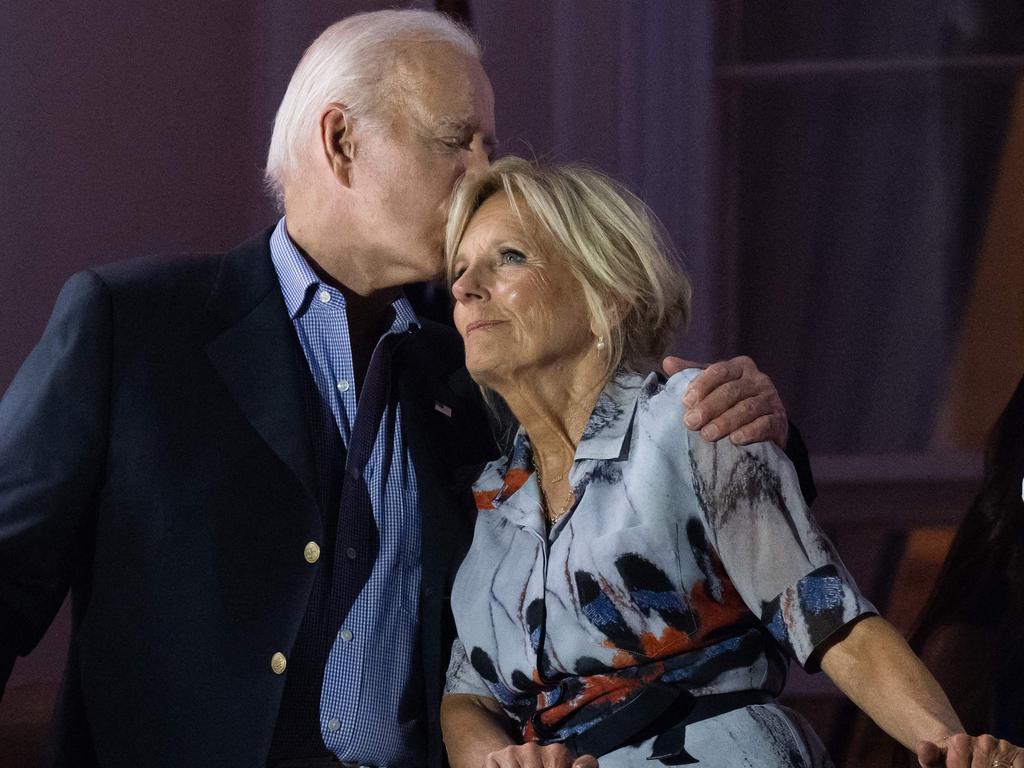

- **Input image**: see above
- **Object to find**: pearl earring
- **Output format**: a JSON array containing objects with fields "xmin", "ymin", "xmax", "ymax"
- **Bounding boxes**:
[{"xmin": 596, "ymin": 336, "xmax": 606, "ymax": 351}]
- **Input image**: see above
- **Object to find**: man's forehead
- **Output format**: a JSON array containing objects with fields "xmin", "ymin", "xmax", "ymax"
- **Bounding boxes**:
[
  {"xmin": 390, "ymin": 41, "xmax": 480, "ymax": 94},
  {"xmin": 390, "ymin": 43, "xmax": 492, "ymax": 115}
]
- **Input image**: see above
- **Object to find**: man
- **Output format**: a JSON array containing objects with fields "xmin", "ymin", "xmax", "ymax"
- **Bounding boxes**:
[{"xmin": 0, "ymin": 10, "xmax": 798, "ymax": 768}]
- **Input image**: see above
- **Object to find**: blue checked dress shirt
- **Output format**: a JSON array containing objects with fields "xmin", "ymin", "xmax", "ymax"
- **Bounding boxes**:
[{"xmin": 269, "ymin": 218, "xmax": 424, "ymax": 766}]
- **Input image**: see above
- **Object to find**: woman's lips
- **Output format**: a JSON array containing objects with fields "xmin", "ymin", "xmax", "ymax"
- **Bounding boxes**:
[{"xmin": 465, "ymin": 320, "xmax": 507, "ymax": 334}]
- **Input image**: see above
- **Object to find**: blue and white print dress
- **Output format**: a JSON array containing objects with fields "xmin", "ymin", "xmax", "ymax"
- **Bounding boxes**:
[{"xmin": 445, "ymin": 370, "xmax": 876, "ymax": 767}]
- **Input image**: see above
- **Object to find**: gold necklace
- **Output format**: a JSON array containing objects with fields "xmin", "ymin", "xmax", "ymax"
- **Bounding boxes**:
[{"xmin": 534, "ymin": 458, "xmax": 574, "ymax": 524}]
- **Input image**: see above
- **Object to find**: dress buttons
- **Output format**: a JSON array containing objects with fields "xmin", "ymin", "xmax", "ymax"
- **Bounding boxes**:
[
  {"xmin": 304, "ymin": 541, "xmax": 320, "ymax": 564},
  {"xmin": 336, "ymin": 379, "xmax": 350, "ymax": 393},
  {"xmin": 318, "ymin": 290, "xmax": 331, "ymax": 303},
  {"xmin": 345, "ymin": 547, "xmax": 357, "ymax": 560},
  {"xmin": 271, "ymin": 652, "xmax": 287, "ymax": 675},
  {"xmin": 327, "ymin": 717, "xmax": 341, "ymax": 732},
  {"xmin": 340, "ymin": 629, "xmax": 354, "ymax": 642}
]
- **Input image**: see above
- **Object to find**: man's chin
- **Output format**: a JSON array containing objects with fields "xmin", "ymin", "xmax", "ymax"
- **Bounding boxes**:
[{"xmin": 409, "ymin": 248, "xmax": 446, "ymax": 283}]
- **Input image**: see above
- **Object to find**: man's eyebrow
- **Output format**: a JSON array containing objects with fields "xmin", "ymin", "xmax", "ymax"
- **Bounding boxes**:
[
  {"xmin": 435, "ymin": 117, "xmax": 499, "ymax": 153},
  {"xmin": 436, "ymin": 117, "xmax": 475, "ymax": 133}
]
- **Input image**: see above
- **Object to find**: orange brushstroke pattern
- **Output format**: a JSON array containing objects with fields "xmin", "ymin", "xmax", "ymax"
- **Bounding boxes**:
[{"xmin": 475, "ymin": 467, "xmax": 532, "ymax": 511}]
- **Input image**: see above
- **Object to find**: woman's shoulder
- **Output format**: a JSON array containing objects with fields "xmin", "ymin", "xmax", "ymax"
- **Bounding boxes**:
[
  {"xmin": 636, "ymin": 368, "xmax": 794, "ymax": 493},
  {"xmin": 632, "ymin": 367, "xmax": 703, "ymax": 436}
]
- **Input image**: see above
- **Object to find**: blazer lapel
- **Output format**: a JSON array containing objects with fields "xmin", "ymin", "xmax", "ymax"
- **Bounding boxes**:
[
  {"xmin": 205, "ymin": 232, "xmax": 319, "ymax": 508},
  {"xmin": 395, "ymin": 345, "xmax": 468, "ymax": 596},
  {"xmin": 392, "ymin": 324, "xmax": 496, "ymax": 754}
]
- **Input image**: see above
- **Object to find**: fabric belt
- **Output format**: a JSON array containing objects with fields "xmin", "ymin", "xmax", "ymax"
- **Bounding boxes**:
[{"xmin": 561, "ymin": 688, "xmax": 774, "ymax": 765}]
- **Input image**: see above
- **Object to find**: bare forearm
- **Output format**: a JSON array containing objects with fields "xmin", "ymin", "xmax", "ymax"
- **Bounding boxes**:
[
  {"xmin": 441, "ymin": 694, "xmax": 517, "ymax": 768},
  {"xmin": 822, "ymin": 616, "xmax": 963, "ymax": 749}
]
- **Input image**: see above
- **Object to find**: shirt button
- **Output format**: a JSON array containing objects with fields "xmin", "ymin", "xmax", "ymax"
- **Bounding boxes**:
[
  {"xmin": 336, "ymin": 379, "xmax": 350, "ymax": 393},
  {"xmin": 303, "ymin": 541, "xmax": 320, "ymax": 564},
  {"xmin": 318, "ymin": 290, "xmax": 331, "ymax": 303},
  {"xmin": 340, "ymin": 629, "xmax": 354, "ymax": 642},
  {"xmin": 271, "ymin": 652, "xmax": 287, "ymax": 675},
  {"xmin": 347, "ymin": 467, "xmax": 360, "ymax": 480},
  {"xmin": 327, "ymin": 717, "xmax": 341, "ymax": 732},
  {"xmin": 345, "ymin": 547, "xmax": 357, "ymax": 560}
]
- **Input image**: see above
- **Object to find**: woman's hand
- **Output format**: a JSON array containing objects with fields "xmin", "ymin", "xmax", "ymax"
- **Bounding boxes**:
[
  {"xmin": 662, "ymin": 354, "xmax": 788, "ymax": 448},
  {"xmin": 484, "ymin": 742, "xmax": 598, "ymax": 768},
  {"xmin": 916, "ymin": 733, "xmax": 1023, "ymax": 767}
]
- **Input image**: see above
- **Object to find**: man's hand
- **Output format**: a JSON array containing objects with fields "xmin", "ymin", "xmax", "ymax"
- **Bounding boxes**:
[
  {"xmin": 916, "ymin": 733, "xmax": 1023, "ymax": 768},
  {"xmin": 485, "ymin": 742, "xmax": 597, "ymax": 768},
  {"xmin": 662, "ymin": 355, "xmax": 788, "ymax": 449}
]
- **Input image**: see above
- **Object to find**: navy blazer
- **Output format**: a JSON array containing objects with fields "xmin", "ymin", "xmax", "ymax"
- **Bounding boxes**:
[{"xmin": 0, "ymin": 231, "xmax": 497, "ymax": 767}]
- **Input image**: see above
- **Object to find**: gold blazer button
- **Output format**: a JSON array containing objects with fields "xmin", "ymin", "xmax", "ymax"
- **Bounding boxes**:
[
  {"xmin": 271, "ymin": 652, "xmax": 287, "ymax": 675},
  {"xmin": 304, "ymin": 541, "xmax": 321, "ymax": 564}
]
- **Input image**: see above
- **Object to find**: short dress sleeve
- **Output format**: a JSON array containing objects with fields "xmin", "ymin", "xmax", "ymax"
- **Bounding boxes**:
[
  {"xmin": 685, "ymin": 415, "xmax": 876, "ymax": 671},
  {"xmin": 444, "ymin": 636, "xmax": 495, "ymax": 698}
]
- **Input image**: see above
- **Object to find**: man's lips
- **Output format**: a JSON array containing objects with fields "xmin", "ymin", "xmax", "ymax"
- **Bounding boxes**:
[{"xmin": 465, "ymin": 320, "xmax": 507, "ymax": 334}]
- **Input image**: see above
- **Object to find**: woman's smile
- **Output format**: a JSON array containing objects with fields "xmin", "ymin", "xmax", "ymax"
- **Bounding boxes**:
[{"xmin": 464, "ymin": 319, "xmax": 508, "ymax": 334}]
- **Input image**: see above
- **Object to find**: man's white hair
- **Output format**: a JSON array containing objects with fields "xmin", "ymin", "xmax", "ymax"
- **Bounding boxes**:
[{"xmin": 264, "ymin": 9, "xmax": 480, "ymax": 205}]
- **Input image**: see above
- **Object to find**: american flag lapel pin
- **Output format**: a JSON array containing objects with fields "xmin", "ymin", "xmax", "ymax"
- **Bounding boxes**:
[{"xmin": 434, "ymin": 401, "xmax": 453, "ymax": 418}]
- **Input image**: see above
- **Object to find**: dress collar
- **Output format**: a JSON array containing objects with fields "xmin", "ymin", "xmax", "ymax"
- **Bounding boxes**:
[
  {"xmin": 574, "ymin": 369, "xmax": 652, "ymax": 460},
  {"xmin": 476, "ymin": 369, "xmax": 658, "ymax": 523}
]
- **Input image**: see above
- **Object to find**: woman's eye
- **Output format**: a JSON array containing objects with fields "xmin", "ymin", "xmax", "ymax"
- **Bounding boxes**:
[{"xmin": 500, "ymin": 249, "xmax": 526, "ymax": 265}]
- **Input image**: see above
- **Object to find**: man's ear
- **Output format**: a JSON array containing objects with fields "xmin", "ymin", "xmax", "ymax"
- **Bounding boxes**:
[{"xmin": 320, "ymin": 103, "xmax": 356, "ymax": 187}]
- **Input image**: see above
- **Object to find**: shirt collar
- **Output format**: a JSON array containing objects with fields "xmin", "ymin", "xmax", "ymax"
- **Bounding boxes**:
[
  {"xmin": 268, "ymin": 217, "xmax": 420, "ymax": 334},
  {"xmin": 478, "ymin": 369, "xmax": 655, "ymax": 528},
  {"xmin": 269, "ymin": 218, "xmax": 318, "ymax": 319},
  {"xmin": 499, "ymin": 368, "xmax": 653, "ymax": 482},
  {"xmin": 574, "ymin": 369, "xmax": 653, "ymax": 460}
]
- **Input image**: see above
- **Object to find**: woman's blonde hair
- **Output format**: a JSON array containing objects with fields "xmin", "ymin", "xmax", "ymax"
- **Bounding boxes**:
[{"xmin": 445, "ymin": 156, "xmax": 692, "ymax": 380}]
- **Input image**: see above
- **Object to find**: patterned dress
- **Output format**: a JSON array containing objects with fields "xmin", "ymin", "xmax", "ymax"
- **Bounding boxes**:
[{"xmin": 444, "ymin": 370, "xmax": 877, "ymax": 767}]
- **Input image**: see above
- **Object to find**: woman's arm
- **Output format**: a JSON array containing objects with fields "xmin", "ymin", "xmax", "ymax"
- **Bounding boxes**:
[
  {"xmin": 821, "ymin": 615, "xmax": 1023, "ymax": 767},
  {"xmin": 441, "ymin": 693, "xmax": 517, "ymax": 768},
  {"xmin": 820, "ymin": 615, "xmax": 961, "ymax": 748},
  {"xmin": 441, "ymin": 694, "xmax": 596, "ymax": 768}
]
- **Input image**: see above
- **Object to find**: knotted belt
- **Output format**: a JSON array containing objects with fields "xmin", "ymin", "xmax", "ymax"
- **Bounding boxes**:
[{"xmin": 553, "ymin": 685, "xmax": 774, "ymax": 765}]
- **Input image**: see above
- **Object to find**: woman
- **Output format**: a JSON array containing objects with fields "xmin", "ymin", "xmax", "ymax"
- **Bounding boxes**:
[{"xmin": 439, "ymin": 156, "xmax": 1021, "ymax": 768}]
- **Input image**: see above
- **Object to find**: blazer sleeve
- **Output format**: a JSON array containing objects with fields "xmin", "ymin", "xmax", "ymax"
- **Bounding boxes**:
[{"xmin": 0, "ymin": 270, "xmax": 112, "ymax": 695}]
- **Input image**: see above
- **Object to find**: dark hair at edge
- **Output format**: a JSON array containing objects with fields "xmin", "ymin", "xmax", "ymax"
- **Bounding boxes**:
[{"xmin": 910, "ymin": 374, "xmax": 1024, "ymax": 661}]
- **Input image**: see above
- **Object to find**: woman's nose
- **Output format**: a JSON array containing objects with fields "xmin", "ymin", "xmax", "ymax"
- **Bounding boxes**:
[{"xmin": 452, "ymin": 263, "xmax": 488, "ymax": 304}]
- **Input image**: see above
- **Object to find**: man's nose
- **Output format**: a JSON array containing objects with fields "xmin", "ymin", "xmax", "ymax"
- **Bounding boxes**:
[{"xmin": 466, "ymin": 138, "xmax": 491, "ymax": 173}]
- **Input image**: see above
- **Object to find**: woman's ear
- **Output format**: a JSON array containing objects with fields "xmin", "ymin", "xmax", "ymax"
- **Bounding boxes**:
[{"xmin": 320, "ymin": 103, "xmax": 357, "ymax": 187}]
